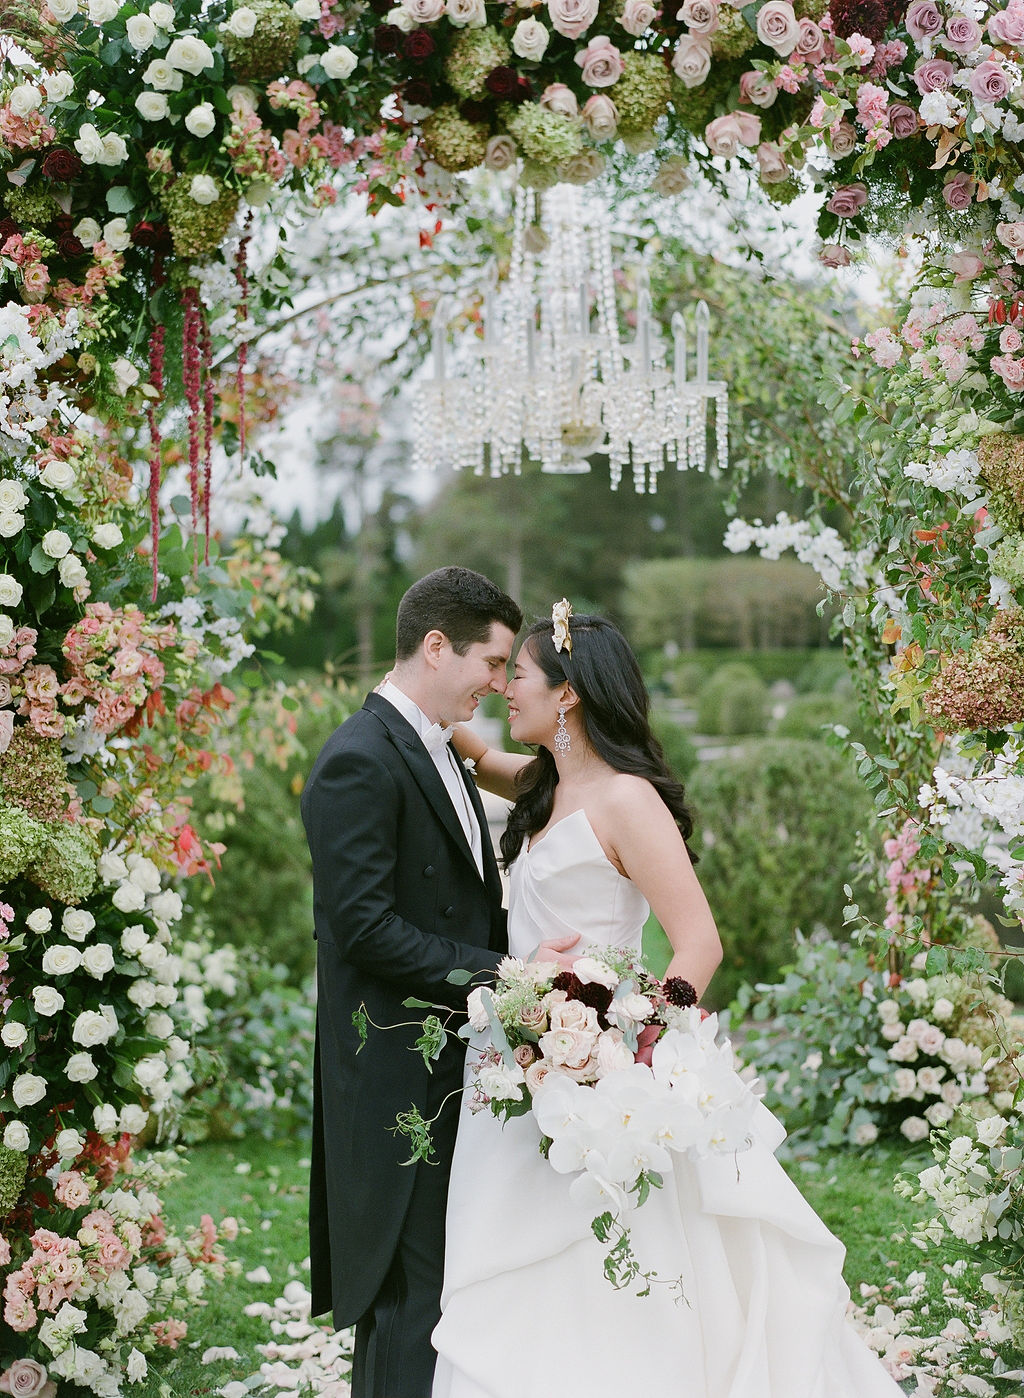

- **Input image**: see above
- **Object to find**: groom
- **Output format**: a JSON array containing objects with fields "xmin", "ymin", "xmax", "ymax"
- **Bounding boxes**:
[{"xmin": 301, "ymin": 567, "xmax": 522, "ymax": 1398}]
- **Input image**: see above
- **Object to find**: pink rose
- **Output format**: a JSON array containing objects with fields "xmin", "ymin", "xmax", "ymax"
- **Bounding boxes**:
[
  {"xmin": 756, "ymin": 140, "xmax": 789, "ymax": 182},
  {"xmin": 0, "ymin": 1238, "xmax": 10, "ymax": 1266},
  {"xmin": 1000, "ymin": 325, "xmax": 1023, "ymax": 352},
  {"xmin": 705, "ymin": 112, "xmax": 744, "ymax": 156},
  {"xmin": 582, "ymin": 92, "xmax": 619, "ymax": 139},
  {"xmin": 755, "ymin": 0, "xmax": 800, "ymax": 54},
  {"xmin": 795, "ymin": 16, "xmax": 825, "ymax": 58},
  {"xmin": 828, "ymin": 119, "xmax": 858, "ymax": 156},
  {"xmin": 549, "ymin": 1000, "xmax": 599, "ymax": 1034},
  {"xmin": 913, "ymin": 57, "xmax": 955, "ymax": 93},
  {"xmin": 524, "ymin": 1059, "xmax": 560, "ymax": 1092},
  {"xmin": 618, "ymin": 0, "xmax": 658, "ymax": 34},
  {"xmin": 949, "ymin": 251, "xmax": 984, "ymax": 281},
  {"xmin": 540, "ymin": 82, "xmax": 579, "ymax": 117},
  {"xmin": 997, "ymin": 220, "xmax": 1024, "ymax": 251},
  {"xmin": 989, "ymin": 0, "xmax": 1024, "ymax": 43},
  {"xmin": 547, "ymin": 0, "xmax": 598, "ymax": 39},
  {"xmin": 512, "ymin": 1042, "xmax": 538, "ymax": 1068},
  {"xmin": 739, "ymin": 69, "xmax": 777, "ymax": 106},
  {"xmin": 0, "ymin": 1361, "xmax": 50, "ymax": 1398},
  {"xmin": 518, "ymin": 1000, "xmax": 548, "ymax": 1031},
  {"xmin": 826, "ymin": 182, "xmax": 869, "ymax": 218},
  {"xmin": 904, "ymin": 0, "xmax": 942, "ymax": 41},
  {"xmin": 993, "ymin": 354, "xmax": 1024, "ymax": 389},
  {"xmin": 888, "ymin": 102, "xmax": 919, "ymax": 138},
  {"xmin": 538, "ymin": 1024, "xmax": 598, "ymax": 1068},
  {"xmin": 676, "ymin": 0, "xmax": 718, "ymax": 33},
  {"xmin": 672, "ymin": 32, "xmax": 712, "ymax": 85},
  {"xmin": 575, "ymin": 33, "xmax": 625, "ymax": 85},
  {"xmin": 943, "ymin": 13, "xmax": 982, "ymax": 51},
  {"xmin": 968, "ymin": 59, "xmax": 1010, "ymax": 103},
  {"xmin": 942, "ymin": 169, "xmax": 975, "ymax": 209},
  {"xmin": 819, "ymin": 243, "xmax": 852, "ymax": 267},
  {"xmin": 484, "ymin": 136, "xmax": 517, "ymax": 170},
  {"xmin": 734, "ymin": 110, "xmax": 761, "ymax": 145}
]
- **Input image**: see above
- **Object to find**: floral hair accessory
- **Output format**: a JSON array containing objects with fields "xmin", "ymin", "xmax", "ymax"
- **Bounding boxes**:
[{"xmin": 551, "ymin": 598, "xmax": 573, "ymax": 654}]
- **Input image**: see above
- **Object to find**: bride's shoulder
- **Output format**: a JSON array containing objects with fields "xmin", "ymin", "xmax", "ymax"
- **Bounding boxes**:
[{"xmin": 596, "ymin": 771, "xmax": 665, "ymax": 820}]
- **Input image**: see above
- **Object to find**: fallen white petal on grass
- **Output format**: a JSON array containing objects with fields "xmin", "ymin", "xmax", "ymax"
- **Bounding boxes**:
[
  {"xmin": 238, "ymin": 1281, "xmax": 354, "ymax": 1397},
  {"xmin": 203, "ymin": 1347, "xmax": 241, "ymax": 1364},
  {"xmin": 245, "ymin": 1266, "xmax": 274, "ymax": 1284},
  {"xmin": 218, "ymin": 1384, "xmax": 250, "ymax": 1398}
]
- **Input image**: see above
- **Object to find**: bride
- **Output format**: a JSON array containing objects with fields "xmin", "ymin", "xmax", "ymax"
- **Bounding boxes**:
[{"xmin": 431, "ymin": 605, "xmax": 904, "ymax": 1398}]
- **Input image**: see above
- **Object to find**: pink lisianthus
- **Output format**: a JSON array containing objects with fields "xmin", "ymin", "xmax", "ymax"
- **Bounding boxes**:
[
  {"xmin": 151, "ymin": 1319, "xmax": 188, "ymax": 1348},
  {"xmin": 845, "ymin": 30, "xmax": 874, "ymax": 64},
  {"xmin": 864, "ymin": 327, "xmax": 902, "ymax": 367},
  {"xmin": 54, "ymin": 1171, "xmax": 91, "ymax": 1209},
  {"xmin": 1, "ymin": 1292, "xmax": 37, "ymax": 1334},
  {"xmin": 774, "ymin": 62, "xmax": 802, "ymax": 92}
]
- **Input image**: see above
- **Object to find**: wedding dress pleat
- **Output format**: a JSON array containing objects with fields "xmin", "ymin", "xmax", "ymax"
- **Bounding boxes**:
[{"xmin": 432, "ymin": 809, "xmax": 903, "ymax": 1398}]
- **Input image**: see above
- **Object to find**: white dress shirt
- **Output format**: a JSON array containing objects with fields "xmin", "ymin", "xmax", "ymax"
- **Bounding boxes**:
[{"xmin": 379, "ymin": 681, "xmax": 485, "ymax": 878}]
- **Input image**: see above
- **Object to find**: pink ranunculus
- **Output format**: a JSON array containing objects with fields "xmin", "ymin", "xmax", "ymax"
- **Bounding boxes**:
[
  {"xmin": 988, "ymin": 0, "xmax": 1024, "ymax": 43},
  {"xmin": 739, "ymin": 69, "xmax": 777, "ymax": 106},
  {"xmin": 756, "ymin": 140, "xmax": 789, "ymax": 183},
  {"xmin": 755, "ymin": 0, "xmax": 800, "ymax": 53},
  {"xmin": 826, "ymin": 182, "xmax": 869, "ymax": 218},
  {"xmin": 904, "ymin": 0, "xmax": 942, "ymax": 41},
  {"xmin": 829, "ymin": 119, "xmax": 858, "ymax": 156},
  {"xmin": 942, "ymin": 169, "xmax": 975, "ymax": 209},
  {"xmin": 575, "ymin": 33, "xmax": 625, "ymax": 85},
  {"xmin": 582, "ymin": 92, "xmax": 619, "ymax": 139},
  {"xmin": 819, "ymin": 243, "xmax": 852, "ymax": 267},
  {"xmin": 943, "ymin": 12, "xmax": 982, "ymax": 51},
  {"xmin": 795, "ymin": 15, "xmax": 825, "ymax": 58},
  {"xmin": 949, "ymin": 251, "xmax": 985, "ymax": 281},
  {"xmin": 0, "ymin": 1360, "xmax": 50, "ymax": 1398},
  {"xmin": 968, "ymin": 59, "xmax": 1011, "ymax": 103},
  {"xmin": 547, "ymin": 0, "xmax": 599, "ymax": 38},
  {"xmin": 677, "ymin": 0, "xmax": 718, "ymax": 33},
  {"xmin": 913, "ymin": 57, "xmax": 955, "ymax": 92},
  {"xmin": 672, "ymin": 31, "xmax": 712, "ymax": 85},
  {"xmin": 888, "ymin": 102, "xmax": 919, "ymax": 138},
  {"xmin": 619, "ymin": 0, "xmax": 658, "ymax": 34}
]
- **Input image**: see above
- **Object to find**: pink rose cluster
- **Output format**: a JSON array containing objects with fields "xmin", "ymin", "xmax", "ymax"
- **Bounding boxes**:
[{"xmin": 61, "ymin": 602, "xmax": 177, "ymax": 736}]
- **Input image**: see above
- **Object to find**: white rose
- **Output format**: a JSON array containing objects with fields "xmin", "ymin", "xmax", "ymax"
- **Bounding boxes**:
[
  {"xmin": 26, "ymin": 907, "xmax": 53, "ymax": 933},
  {"xmin": 512, "ymin": 16, "xmax": 550, "ymax": 57},
  {"xmin": 39, "ymin": 458, "xmax": 77, "ymax": 492},
  {"xmin": 43, "ymin": 70, "xmax": 75, "ymax": 101},
  {"xmin": 977, "ymin": 1115, "xmax": 1008, "ymax": 1146},
  {"xmin": 904, "ymin": 977, "xmax": 930, "ymax": 1006},
  {"xmin": 134, "ymin": 1055, "xmax": 168, "ymax": 1090},
  {"xmin": 100, "ymin": 132, "xmax": 128, "ymax": 165},
  {"xmin": 135, "ymin": 90, "xmax": 169, "ymax": 121},
  {"xmin": 877, "ymin": 998, "xmax": 901, "ymax": 1023},
  {"xmin": 0, "ymin": 479, "xmax": 28, "ymax": 512},
  {"xmin": 0, "ymin": 575, "xmax": 23, "ymax": 606},
  {"xmin": 149, "ymin": 0, "xmax": 174, "ymax": 24},
  {"xmin": 322, "ymin": 43, "xmax": 358, "ymax": 78},
  {"xmin": 120, "ymin": 1104, "xmax": 149, "ymax": 1134},
  {"xmin": 0, "ymin": 614, "xmax": 13, "ymax": 646},
  {"xmin": 916, "ymin": 1065, "xmax": 945, "ymax": 1094},
  {"xmin": 88, "ymin": 0, "xmax": 119, "ymax": 21},
  {"xmin": 13, "ymin": 1072, "xmax": 47, "ymax": 1107},
  {"xmin": 139, "ymin": 942, "xmax": 168, "ymax": 972},
  {"xmin": 148, "ymin": 890, "xmax": 183, "ymax": 922},
  {"xmin": 112, "ymin": 881, "xmax": 147, "ymax": 913},
  {"xmin": 72, "ymin": 216, "xmax": 102, "ymax": 249},
  {"xmin": 120, "ymin": 924, "xmax": 149, "ymax": 955},
  {"xmin": 127, "ymin": 979, "xmax": 159, "ymax": 1010},
  {"xmin": 293, "ymin": 0, "xmax": 320, "ymax": 16},
  {"xmin": 127, "ymin": 856, "xmax": 161, "ymax": 893},
  {"xmin": 852, "ymin": 1120, "xmax": 878, "ymax": 1145},
  {"xmin": 3, "ymin": 1121, "xmax": 30, "ymax": 1151},
  {"xmin": 145, "ymin": 1011, "xmax": 174, "ymax": 1039},
  {"xmin": 402, "ymin": 0, "xmax": 444, "ymax": 17},
  {"xmin": 185, "ymin": 102, "xmax": 217, "ymax": 137},
  {"xmin": 225, "ymin": 4, "xmax": 258, "ymax": 34},
  {"xmin": 189, "ymin": 174, "xmax": 220, "ymax": 206},
  {"xmin": 42, "ymin": 529, "xmax": 74, "ymax": 559},
  {"xmin": 42, "ymin": 944, "xmax": 83, "ymax": 976},
  {"xmin": 73, "ymin": 1009, "xmax": 117, "ymax": 1047},
  {"xmin": 58, "ymin": 555, "xmax": 88, "ymax": 590},
  {"xmin": 66, "ymin": 1051, "xmax": 98, "ymax": 1082},
  {"xmin": 91, "ymin": 522, "xmax": 123, "ymax": 549},
  {"xmin": 142, "ymin": 58, "xmax": 183, "ymax": 90},
  {"xmin": 9, "ymin": 84, "xmax": 43, "ymax": 118},
  {"xmin": 466, "ymin": 986, "xmax": 491, "ymax": 1032},
  {"xmin": 900, "ymin": 1115, "xmax": 930, "ymax": 1142},
  {"xmin": 892, "ymin": 1067, "xmax": 919, "ymax": 1098},
  {"xmin": 82, "ymin": 944, "xmax": 115, "ymax": 978},
  {"xmin": 102, "ymin": 217, "xmax": 131, "ymax": 252},
  {"xmin": 445, "ymin": 0, "xmax": 486, "ymax": 24},
  {"xmin": 98, "ymin": 851, "xmax": 129, "ymax": 883},
  {"xmin": 55, "ymin": 1127, "xmax": 85, "ymax": 1158},
  {"xmin": 2, "ymin": 1020, "xmax": 28, "ymax": 1049},
  {"xmin": 931, "ymin": 996, "xmax": 955, "ymax": 1021},
  {"xmin": 126, "ymin": 12, "xmax": 157, "ymax": 47},
  {"xmin": 925, "ymin": 1101, "xmax": 954, "ymax": 1126},
  {"xmin": 0, "ymin": 514, "xmax": 24, "ymax": 540},
  {"xmin": 49, "ymin": 0, "xmax": 79, "ymax": 19},
  {"xmin": 384, "ymin": 3, "xmax": 415, "ymax": 25},
  {"xmin": 167, "ymin": 35, "xmax": 215, "ymax": 73},
  {"xmin": 93, "ymin": 1103, "xmax": 119, "ymax": 1134}
]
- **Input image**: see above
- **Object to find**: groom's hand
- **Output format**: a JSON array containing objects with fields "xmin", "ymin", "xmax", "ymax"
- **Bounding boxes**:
[{"xmin": 536, "ymin": 934, "xmax": 580, "ymax": 968}]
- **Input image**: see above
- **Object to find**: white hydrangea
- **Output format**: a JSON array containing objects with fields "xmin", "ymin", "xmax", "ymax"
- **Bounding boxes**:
[
  {"xmin": 903, "ymin": 447, "xmax": 981, "ymax": 495},
  {"xmin": 723, "ymin": 511, "xmax": 874, "ymax": 592}
]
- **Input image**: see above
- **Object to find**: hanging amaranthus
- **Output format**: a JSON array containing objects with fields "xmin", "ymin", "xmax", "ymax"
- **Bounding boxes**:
[
  {"xmin": 181, "ymin": 285, "xmax": 203, "ymax": 574},
  {"xmin": 200, "ymin": 311, "xmax": 214, "ymax": 565},
  {"xmin": 146, "ymin": 253, "xmax": 167, "ymax": 604}
]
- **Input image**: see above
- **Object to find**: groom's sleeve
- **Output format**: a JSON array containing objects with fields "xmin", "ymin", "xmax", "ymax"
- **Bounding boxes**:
[{"xmin": 303, "ymin": 744, "xmax": 501, "ymax": 1007}]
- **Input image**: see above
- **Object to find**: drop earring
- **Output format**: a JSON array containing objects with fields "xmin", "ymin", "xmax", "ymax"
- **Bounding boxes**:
[{"xmin": 554, "ymin": 706, "xmax": 571, "ymax": 754}]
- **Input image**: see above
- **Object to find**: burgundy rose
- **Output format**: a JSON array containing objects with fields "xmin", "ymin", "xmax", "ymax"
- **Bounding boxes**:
[
  {"xmin": 460, "ymin": 98, "xmax": 490, "ymax": 123},
  {"xmin": 403, "ymin": 28, "xmax": 435, "ymax": 60},
  {"xmin": 370, "ymin": 0, "xmax": 392, "ymax": 13},
  {"xmin": 968, "ymin": 59, "xmax": 1010, "ymax": 104},
  {"xmin": 514, "ymin": 75, "xmax": 534, "ymax": 102},
  {"xmin": 942, "ymin": 169, "xmax": 975, "ymax": 210},
  {"xmin": 826, "ymin": 181, "xmax": 869, "ymax": 218},
  {"xmin": 913, "ymin": 57, "xmax": 955, "ymax": 93},
  {"xmin": 41, "ymin": 147, "xmax": 82, "ymax": 182},
  {"xmin": 404, "ymin": 79, "xmax": 433, "ymax": 105},
  {"xmin": 131, "ymin": 219, "xmax": 171, "ymax": 250},
  {"xmin": 0, "ymin": 217, "xmax": 20, "ymax": 244},
  {"xmin": 56, "ymin": 230, "xmax": 85, "ymax": 257},
  {"xmin": 888, "ymin": 102, "xmax": 919, "ymax": 138},
  {"xmin": 904, "ymin": 0, "xmax": 942, "ymax": 40},
  {"xmin": 373, "ymin": 23, "xmax": 403, "ymax": 54},
  {"xmin": 485, "ymin": 65, "xmax": 520, "ymax": 99}
]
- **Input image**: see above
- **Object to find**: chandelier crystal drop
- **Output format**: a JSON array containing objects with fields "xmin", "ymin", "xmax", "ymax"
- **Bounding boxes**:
[{"xmin": 411, "ymin": 182, "xmax": 729, "ymax": 494}]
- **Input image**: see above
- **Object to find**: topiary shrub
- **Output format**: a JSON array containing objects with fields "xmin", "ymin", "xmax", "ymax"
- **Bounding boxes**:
[
  {"xmin": 696, "ymin": 662, "xmax": 768, "ymax": 735},
  {"xmin": 651, "ymin": 710, "xmax": 698, "ymax": 781},
  {"xmin": 687, "ymin": 738, "xmax": 876, "ymax": 1006},
  {"xmin": 773, "ymin": 692, "xmax": 866, "ymax": 745}
]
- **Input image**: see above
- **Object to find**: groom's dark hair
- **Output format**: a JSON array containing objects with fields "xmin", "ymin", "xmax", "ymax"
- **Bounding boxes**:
[{"xmin": 395, "ymin": 567, "xmax": 522, "ymax": 659}]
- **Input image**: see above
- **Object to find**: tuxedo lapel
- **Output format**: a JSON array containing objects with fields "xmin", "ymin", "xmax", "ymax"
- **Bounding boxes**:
[
  {"xmin": 363, "ymin": 693, "xmax": 483, "ymax": 881},
  {"xmin": 454, "ymin": 751, "xmax": 504, "ymax": 904}
]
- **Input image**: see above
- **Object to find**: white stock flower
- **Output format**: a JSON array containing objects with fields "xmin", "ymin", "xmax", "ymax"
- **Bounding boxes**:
[
  {"xmin": 9, "ymin": 84, "xmax": 43, "ymax": 118},
  {"xmin": 1, "ymin": 1022, "xmax": 28, "ymax": 1048},
  {"xmin": 91, "ymin": 522, "xmax": 123, "ymax": 549},
  {"xmin": 13, "ymin": 1073, "xmax": 47, "ymax": 1107},
  {"xmin": 224, "ymin": 5, "xmax": 258, "ymax": 34},
  {"xmin": 190, "ymin": 174, "xmax": 220, "ymax": 205},
  {"xmin": 135, "ymin": 90, "xmax": 169, "ymax": 120},
  {"xmin": 66, "ymin": 1051, "xmax": 98, "ymax": 1082},
  {"xmin": 26, "ymin": 907, "xmax": 52, "ymax": 933},
  {"xmin": 142, "ymin": 58, "xmax": 183, "ymax": 89},
  {"xmin": 126, "ymin": 12, "xmax": 157, "ymax": 47},
  {"xmin": 185, "ymin": 102, "xmax": 217, "ymax": 136},
  {"xmin": 82, "ymin": 943, "xmax": 115, "ymax": 978},
  {"xmin": 167, "ymin": 35, "xmax": 215, "ymax": 73},
  {"xmin": 322, "ymin": 43, "xmax": 358, "ymax": 78},
  {"xmin": 32, "ymin": 985, "xmax": 66, "ymax": 1017},
  {"xmin": 41, "ymin": 529, "xmax": 72, "ymax": 559},
  {"xmin": 3, "ymin": 1121, "xmax": 30, "ymax": 1151}
]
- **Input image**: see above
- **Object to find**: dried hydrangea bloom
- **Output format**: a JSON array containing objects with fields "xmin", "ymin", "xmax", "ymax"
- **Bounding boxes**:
[
  {"xmin": 978, "ymin": 433, "xmax": 1024, "ymax": 533},
  {"xmin": 925, "ymin": 608, "xmax": 1024, "ymax": 731}
]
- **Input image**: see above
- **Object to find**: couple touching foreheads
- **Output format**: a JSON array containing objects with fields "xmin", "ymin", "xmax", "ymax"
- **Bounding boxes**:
[{"xmin": 300, "ymin": 566, "xmax": 904, "ymax": 1398}]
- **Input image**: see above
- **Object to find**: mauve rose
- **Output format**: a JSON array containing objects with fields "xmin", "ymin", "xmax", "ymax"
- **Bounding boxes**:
[
  {"xmin": 756, "ymin": 140, "xmax": 788, "ymax": 182},
  {"xmin": 373, "ymin": 23, "xmax": 403, "ymax": 52},
  {"xmin": 795, "ymin": 16, "xmax": 825, "ymax": 58},
  {"xmin": 677, "ymin": 0, "xmax": 718, "ymax": 33},
  {"xmin": 547, "ymin": 0, "xmax": 598, "ymax": 39},
  {"xmin": 619, "ymin": 0, "xmax": 657, "ymax": 34},
  {"xmin": 829, "ymin": 119, "xmax": 858, "ymax": 156},
  {"xmin": 889, "ymin": 102, "xmax": 919, "ymax": 138},
  {"xmin": 904, "ymin": 0, "xmax": 941, "ymax": 41},
  {"xmin": 755, "ymin": 0, "xmax": 800, "ymax": 54},
  {"xmin": 913, "ymin": 57, "xmax": 955, "ymax": 93},
  {"xmin": 575, "ymin": 33, "xmax": 625, "ymax": 86},
  {"xmin": 949, "ymin": 250, "xmax": 984, "ymax": 280},
  {"xmin": 989, "ymin": 3, "xmax": 1024, "ymax": 43},
  {"xmin": 942, "ymin": 169, "xmax": 975, "ymax": 209},
  {"xmin": 672, "ymin": 32, "xmax": 712, "ymax": 85},
  {"xmin": 997, "ymin": 220, "xmax": 1024, "ymax": 252},
  {"xmin": 826, "ymin": 182, "xmax": 868, "ymax": 217},
  {"xmin": 943, "ymin": 13, "xmax": 982, "ymax": 51},
  {"xmin": 549, "ymin": 1000, "xmax": 599, "ymax": 1033},
  {"xmin": 819, "ymin": 243, "xmax": 852, "ymax": 267},
  {"xmin": 0, "ymin": 1360, "xmax": 50, "ymax": 1398},
  {"xmin": 485, "ymin": 64, "xmax": 519, "ymax": 98},
  {"xmin": 968, "ymin": 60, "xmax": 1010, "ymax": 103},
  {"xmin": 403, "ymin": 27, "xmax": 435, "ymax": 58},
  {"xmin": 583, "ymin": 92, "xmax": 619, "ymax": 139},
  {"xmin": 484, "ymin": 135, "xmax": 517, "ymax": 169},
  {"xmin": 540, "ymin": 81, "xmax": 579, "ymax": 116},
  {"xmin": 705, "ymin": 112, "xmax": 743, "ymax": 155},
  {"xmin": 41, "ymin": 147, "xmax": 82, "ymax": 182},
  {"xmin": 512, "ymin": 1042, "xmax": 538, "ymax": 1068},
  {"xmin": 525, "ymin": 1060, "xmax": 558, "ymax": 1091},
  {"xmin": 739, "ymin": 69, "xmax": 777, "ymax": 106}
]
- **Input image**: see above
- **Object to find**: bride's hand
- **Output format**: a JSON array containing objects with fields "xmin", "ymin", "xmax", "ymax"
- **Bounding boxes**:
[{"xmin": 535, "ymin": 934, "xmax": 580, "ymax": 968}]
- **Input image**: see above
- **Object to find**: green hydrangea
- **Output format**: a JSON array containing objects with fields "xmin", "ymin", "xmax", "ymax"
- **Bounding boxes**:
[
  {"xmin": 223, "ymin": 0, "xmax": 301, "ymax": 81},
  {"xmin": 162, "ymin": 177, "xmax": 241, "ymax": 258},
  {"xmin": 793, "ymin": 0, "xmax": 828, "ymax": 18},
  {"xmin": 1, "ymin": 728, "xmax": 70, "ymax": 822},
  {"xmin": 710, "ymin": 6, "xmax": 757, "ymax": 58},
  {"xmin": 4, "ymin": 185, "xmax": 60, "ymax": 230},
  {"xmin": 611, "ymin": 52, "xmax": 671, "ymax": 132},
  {"xmin": 28, "ymin": 821, "xmax": 98, "ymax": 905},
  {"xmin": 761, "ymin": 177, "xmax": 803, "ymax": 205},
  {"xmin": 0, "ymin": 801, "xmax": 47, "ymax": 879},
  {"xmin": 0, "ymin": 1146, "xmax": 28, "ymax": 1215},
  {"xmin": 422, "ymin": 105, "xmax": 490, "ymax": 172},
  {"xmin": 978, "ymin": 434, "xmax": 1024, "ymax": 532},
  {"xmin": 670, "ymin": 70, "xmax": 729, "ymax": 130},
  {"xmin": 443, "ymin": 27, "xmax": 510, "ymax": 100},
  {"xmin": 991, "ymin": 533, "xmax": 1024, "ymax": 588},
  {"xmin": 505, "ymin": 103, "xmax": 583, "ymax": 165}
]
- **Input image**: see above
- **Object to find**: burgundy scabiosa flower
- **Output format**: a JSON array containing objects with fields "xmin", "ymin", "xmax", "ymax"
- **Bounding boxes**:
[
  {"xmin": 663, "ymin": 976, "xmax": 698, "ymax": 1008},
  {"xmin": 459, "ymin": 98, "xmax": 490, "ymax": 123}
]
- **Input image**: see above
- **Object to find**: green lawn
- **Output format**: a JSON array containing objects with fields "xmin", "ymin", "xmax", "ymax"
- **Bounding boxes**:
[{"xmin": 143, "ymin": 1136, "xmax": 930, "ymax": 1396}]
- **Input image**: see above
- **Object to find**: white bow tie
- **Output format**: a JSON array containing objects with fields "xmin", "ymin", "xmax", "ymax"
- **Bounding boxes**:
[{"xmin": 421, "ymin": 723, "xmax": 454, "ymax": 756}]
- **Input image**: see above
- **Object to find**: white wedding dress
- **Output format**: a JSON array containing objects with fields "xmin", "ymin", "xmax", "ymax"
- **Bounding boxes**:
[{"xmin": 431, "ymin": 809, "xmax": 905, "ymax": 1398}]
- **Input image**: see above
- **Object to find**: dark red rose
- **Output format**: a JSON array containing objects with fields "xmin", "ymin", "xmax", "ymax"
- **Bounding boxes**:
[
  {"xmin": 827, "ymin": 0, "xmax": 889, "ymax": 38},
  {"xmin": 514, "ymin": 75, "xmax": 533, "ymax": 102},
  {"xmin": 41, "ymin": 147, "xmax": 83, "ymax": 182},
  {"xmin": 373, "ymin": 23, "xmax": 403, "ymax": 54},
  {"xmin": 459, "ymin": 98, "xmax": 490, "ymax": 123},
  {"xmin": 403, "ymin": 28, "xmax": 435, "ymax": 60},
  {"xmin": 404, "ymin": 79, "xmax": 433, "ymax": 105},
  {"xmin": 131, "ymin": 219, "xmax": 171, "ymax": 250},
  {"xmin": 57, "ymin": 230, "xmax": 85, "ymax": 257},
  {"xmin": 0, "ymin": 217, "xmax": 19, "ymax": 244},
  {"xmin": 370, "ymin": 0, "xmax": 392, "ymax": 13},
  {"xmin": 484, "ymin": 65, "xmax": 519, "ymax": 99}
]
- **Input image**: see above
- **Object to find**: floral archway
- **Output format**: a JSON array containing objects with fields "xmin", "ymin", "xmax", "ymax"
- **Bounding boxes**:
[{"xmin": 2, "ymin": 0, "xmax": 1023, "ymax": 1386}]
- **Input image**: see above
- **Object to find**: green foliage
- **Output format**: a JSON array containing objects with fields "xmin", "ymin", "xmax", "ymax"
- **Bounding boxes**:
[
  {"xmin": 695, "ymin": 663, "xmax": 767, "ymax": 736},
  {"xmin": 689, "ymin": 740, "xmax": 875, "ymax": 1005},
  {"xmin": 650, "ymin": 710, "xmax": 698, "ymax": 781},
  {"xmin": 773, "ymin": 692, "xmax": 866, "ymax": 746}
]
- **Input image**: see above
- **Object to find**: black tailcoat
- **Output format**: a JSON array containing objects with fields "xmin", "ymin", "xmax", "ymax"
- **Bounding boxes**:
[{"xmin": 300, "ymin": 692, "xmax": 505, "ymax": 1329}]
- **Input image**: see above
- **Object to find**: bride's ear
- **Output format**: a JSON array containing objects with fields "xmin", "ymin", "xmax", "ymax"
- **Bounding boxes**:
[{"xmin": 559, "ymin": 684, "xmax": 580, "ymax": 712}]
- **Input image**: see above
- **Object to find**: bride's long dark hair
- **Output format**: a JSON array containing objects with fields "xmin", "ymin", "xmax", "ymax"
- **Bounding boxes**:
[{"xmin": 499, "ymin": 614, "xmax": 698, "ymax": 870}]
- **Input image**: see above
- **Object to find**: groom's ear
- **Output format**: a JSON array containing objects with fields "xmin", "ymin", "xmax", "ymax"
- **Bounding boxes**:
[{"xmin": 423, "ymin": 629, "xmax": 448, "ymax": 669}]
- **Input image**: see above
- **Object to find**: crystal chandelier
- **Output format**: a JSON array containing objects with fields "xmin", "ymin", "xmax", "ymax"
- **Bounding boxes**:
[{"xmin": 412, "ymin": 181, "xmax": 729, "ymax": 494}]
